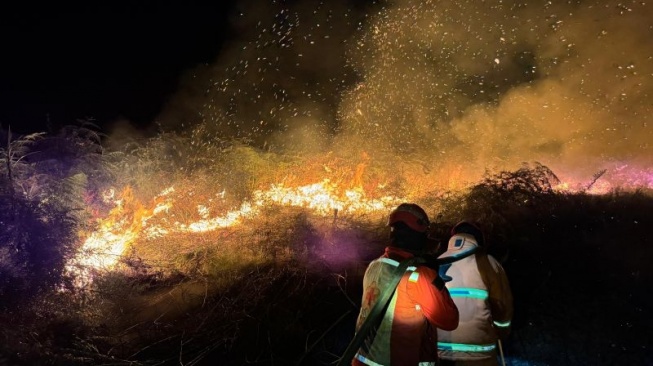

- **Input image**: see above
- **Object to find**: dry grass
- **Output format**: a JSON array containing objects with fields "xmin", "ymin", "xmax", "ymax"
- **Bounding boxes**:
[
  {"xmin": 3, "ymin": 130, "xmax": 652, "ymax": 366},
  {"xmin": 3, "ymin": 187, "xmax": 652, "ymax": 365}
]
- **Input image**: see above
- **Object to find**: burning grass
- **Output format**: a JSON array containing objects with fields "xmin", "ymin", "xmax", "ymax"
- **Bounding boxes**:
[
  {"xmin": 2, "ymin": 126, "xmax": 652, "ymax": 365},
  {"xmin": 5, "ymin": 204, "xmax": 379, "ymax": 365},
  {"xmin": 3, "ymin": 175, "xmax": 652, "ymax": 365}
]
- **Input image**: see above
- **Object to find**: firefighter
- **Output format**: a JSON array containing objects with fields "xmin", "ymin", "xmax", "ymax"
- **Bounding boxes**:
[
  {"xmin": 436, "ymin": 221, "xmax": 513, "ymax": 366},
  {"xmin": 353, "ymin": 203, "xmax": 459, "ymax": 366}
]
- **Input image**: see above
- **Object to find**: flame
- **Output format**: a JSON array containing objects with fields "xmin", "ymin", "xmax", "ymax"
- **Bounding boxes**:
[
  {"xmin": 255, "ymin": 179, "xmax": 400, "ymax": 215},
  {"xmin": 177, "ymin": 201, "xmax": 257, "ymax": 233},
  {"xmin": 69, "ymin": 178, "xmax": 404, "ymax": 281},
  {"xmin": 67, "ymin": 186, "xmax": 173, "ymax": 281},
  {"xmin": 70, "ymin": 160, "xmax": 651, "ymax": 283}
]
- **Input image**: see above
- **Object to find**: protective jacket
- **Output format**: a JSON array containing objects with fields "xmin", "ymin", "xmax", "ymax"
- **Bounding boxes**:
[
  {"xmin": 436, "ymin": 234, "xmax": 513, "ymax": 365},
  {"xmin": 353, "ymin": 246, "xmax": 459, "ymax": 366}
]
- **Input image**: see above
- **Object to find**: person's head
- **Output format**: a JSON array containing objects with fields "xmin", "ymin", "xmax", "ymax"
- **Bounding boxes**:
[
  {"xmin": 388, "ymin": 203, "xmax": 430, "ymax": 251},
  {"xmin": 451, "ymin": 220, "xmax": 485, "ymax": 247}
]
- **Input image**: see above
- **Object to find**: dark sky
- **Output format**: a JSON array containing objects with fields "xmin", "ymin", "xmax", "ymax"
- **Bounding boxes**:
[
  {"xmin": 0, "ymin": 1, "xmax": 236, "ymax": 134},
  {"xmin": 1, "ymin": 1, "xmax": 650, "ymax": 188}
]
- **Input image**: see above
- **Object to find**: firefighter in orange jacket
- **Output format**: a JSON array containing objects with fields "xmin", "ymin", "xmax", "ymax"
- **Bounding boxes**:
[
  {"xmin": 353, "ymin": 203, "xmax": 460, "ymax": 366},
  {"xmin": 437, "ymin": 222, "xmax": 513, "ymax": 366}
]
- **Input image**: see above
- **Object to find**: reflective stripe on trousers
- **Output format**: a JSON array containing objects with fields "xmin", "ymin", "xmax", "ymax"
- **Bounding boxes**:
[{"xmin": 355, "ymin": 353, "xmax": 435, "ymax": 366}]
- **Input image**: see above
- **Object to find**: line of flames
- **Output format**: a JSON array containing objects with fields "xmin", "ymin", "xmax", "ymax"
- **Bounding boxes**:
[
  {"xmin": 67, "ymin": 179, "xmax": 404, "ymax": 281},
  {"xmin": 67, "ymin": 166, "xmax": 652, "ymax": 283}
]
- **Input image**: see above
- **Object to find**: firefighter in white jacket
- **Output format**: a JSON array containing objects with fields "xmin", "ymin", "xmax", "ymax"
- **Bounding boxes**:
[{"xmin": 436, "ymin": 222, "xmax": 513, "ymax": 366}]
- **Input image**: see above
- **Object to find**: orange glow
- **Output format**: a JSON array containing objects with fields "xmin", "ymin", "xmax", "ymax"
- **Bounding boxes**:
[
  {"xmin": 67, "ymin": 186, "xmax": 173, "ymax": 281},
  {"xmin": 70, "ymin": 161, "xmax": 634, "ymax": 284},
  {"xmin": 69, "ymin": 178, "xmax": 404, "ymax": 282},
  {"xmin": 178, "ymin": 201, "xmax": 257, "ymax": 233}
]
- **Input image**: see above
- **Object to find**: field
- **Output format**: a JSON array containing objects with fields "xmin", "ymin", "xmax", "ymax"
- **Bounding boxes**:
[{"xmin": 1, "ymin": 127, "xmax": 651, "ymax": 366}]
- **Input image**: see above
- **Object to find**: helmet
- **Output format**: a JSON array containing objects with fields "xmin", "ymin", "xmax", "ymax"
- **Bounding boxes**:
[
  {"xmin": 388, "ymin": 203, "xmax": 430, "ymax": 233},
  {"xmin": 451, "ymin": 221, "xmax": 485, "ymax": 247}
]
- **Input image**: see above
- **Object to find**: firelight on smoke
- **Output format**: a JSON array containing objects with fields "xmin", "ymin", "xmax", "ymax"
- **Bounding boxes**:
[{"xmin": 69, "ymin": 0, "xmax": 653, "ymax": 286}]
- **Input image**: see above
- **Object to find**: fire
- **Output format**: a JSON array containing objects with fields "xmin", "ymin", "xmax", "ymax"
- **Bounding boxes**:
[
  {"xmin": 254, "ymin": 179, "xmax": 400, "ymax": 215},
  {"xmin": 69, "ymin": 178, "xmax": 404, "ymax": 280},
  {"xmin": 66, "ymin": 186, "xmax": 173, "ymax": 281},
  {"xmin": 68, "ymin": 160, "xmax": 652, "ymax": 285},
  {"xmin": 178, "ymin": 201, "xmax": 257, "ymax": 233}
]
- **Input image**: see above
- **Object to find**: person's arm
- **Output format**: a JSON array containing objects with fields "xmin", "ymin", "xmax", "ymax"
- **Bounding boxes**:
[
  {"xmin": 482, "ymin": 255, "xmax": 514, "ymax": 339},
  {"xmin": 412, "ymin": 267, "xmax": 459, "ymax": 330}
]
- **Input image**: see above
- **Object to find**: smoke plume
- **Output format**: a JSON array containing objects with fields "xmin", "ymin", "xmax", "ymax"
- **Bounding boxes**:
[{"xmin": 159, "ymin": 0, "xmax": 653, "ymax": 189}]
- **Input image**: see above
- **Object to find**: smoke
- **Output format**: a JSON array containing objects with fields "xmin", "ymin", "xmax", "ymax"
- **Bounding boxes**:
[
  {"xmin": 159, "ymin": 0, "xmax": 652, "ymax": 188},
  {"xmin": 338, "ymin": 0, "xmax": 652, "ymax": 182},
  {"xmin": 157, "ymin": 0, "xmax": 370, "ymax": 151}
]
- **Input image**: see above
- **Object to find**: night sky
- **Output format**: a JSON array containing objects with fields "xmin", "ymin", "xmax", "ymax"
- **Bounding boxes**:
[
  {"xmin": 0, "ymin": 1, "xmax": 236, "ymax": 134},
  {"xmin": 1, "ymin": 0, "xmax": 651, "ymax": 188}
]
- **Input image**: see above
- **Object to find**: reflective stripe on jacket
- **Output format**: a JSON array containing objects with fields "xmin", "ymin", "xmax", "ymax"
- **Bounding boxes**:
[
  {"xmin": 436, "ymin": 234, "xmax": 513, "ymax": 364},
  {"xmin": 353, "ymin": 247, "xmax": 459, "ymax": 366}
]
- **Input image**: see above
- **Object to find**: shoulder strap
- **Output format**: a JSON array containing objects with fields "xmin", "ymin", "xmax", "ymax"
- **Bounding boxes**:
[
  {"xmin": 337, "ymin": 248, "xmax": 479, "ymax": 366},
  {"xmin": 336, "ymin": 256, "xmax": 425, "ymax": 366}
]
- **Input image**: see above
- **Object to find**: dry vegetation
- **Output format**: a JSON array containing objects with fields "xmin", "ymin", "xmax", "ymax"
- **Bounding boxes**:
[{"xmin": 1, "ymin": 125, "xmax": 652, "ymax": 365}]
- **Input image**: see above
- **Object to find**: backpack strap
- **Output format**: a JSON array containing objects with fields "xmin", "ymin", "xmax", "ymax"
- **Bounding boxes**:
[
  {"xmin": 336, "ymin": 256, "xmax": 426, "ymax": 366},
  {"xmin": 337, "ymin": 248, "xmax": 479, "ymax": 366}
]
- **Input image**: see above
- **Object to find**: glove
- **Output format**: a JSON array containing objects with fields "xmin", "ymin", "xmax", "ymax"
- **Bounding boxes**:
[
  {"xmin": 432, "ymin": 275, "xmax": 446, "ymax": 290},
  {"xmin": 416, "ymin": 254, "xmax": 451, "ymax": 290},
  {"xmin": 422, "ymin": 256, "xmax": 450, "ymax": 290},
  {"xmin": 428, "ymin": 264, "xmax": 453, "ymax": 290}
]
